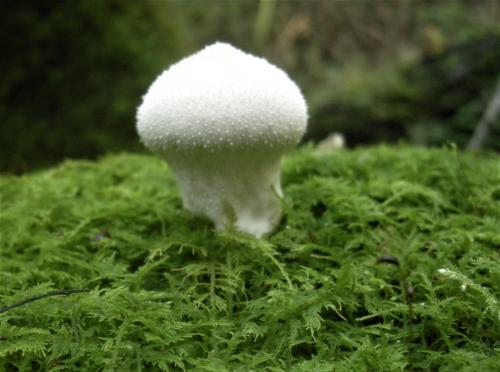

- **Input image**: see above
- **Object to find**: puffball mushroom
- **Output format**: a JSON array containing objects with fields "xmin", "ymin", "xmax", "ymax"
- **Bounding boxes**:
[{"xmin": 136, "ymin": 42, "xmax": 308, "ymax": 237}]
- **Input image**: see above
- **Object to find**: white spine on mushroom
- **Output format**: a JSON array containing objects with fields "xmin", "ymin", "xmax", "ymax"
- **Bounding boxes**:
[{"xmin": 137, "ymin": 42, "xmax": 307, "ymax": 237}]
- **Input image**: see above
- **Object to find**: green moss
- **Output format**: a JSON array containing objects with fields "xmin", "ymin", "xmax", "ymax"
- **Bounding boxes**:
[{"xmin": 1, "ymin": 146, "xmax": 499, "ymax": 370}]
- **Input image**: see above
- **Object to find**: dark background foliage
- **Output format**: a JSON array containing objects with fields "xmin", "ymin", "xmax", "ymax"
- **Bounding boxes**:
[
  {"xmin": 0, "ymin": 1, "xmax": 182, "ymax": 172},
  {"xmin": 1, "ymin": 0, "xmax": 499, "ymax": 173}
]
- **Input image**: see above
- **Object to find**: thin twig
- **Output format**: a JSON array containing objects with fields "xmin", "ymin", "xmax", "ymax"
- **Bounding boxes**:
[
  {"xmin": 467, "ymin": 76, "xmax": 500, "ymax": 150},
  {"xmin": 0, "ymin": 289, "xmax": 90, "ymax": 314}
]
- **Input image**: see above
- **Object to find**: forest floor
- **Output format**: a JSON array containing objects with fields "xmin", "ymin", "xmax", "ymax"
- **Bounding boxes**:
[{"xmin": 1, "ymin": 146, "xmax": 499, "ymax": 371}]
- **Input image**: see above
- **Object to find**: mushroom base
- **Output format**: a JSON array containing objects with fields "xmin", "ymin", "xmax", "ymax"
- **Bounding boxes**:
[{"xmin": 167, "ymin": 153, "xmax": 283, "ymax": 238}]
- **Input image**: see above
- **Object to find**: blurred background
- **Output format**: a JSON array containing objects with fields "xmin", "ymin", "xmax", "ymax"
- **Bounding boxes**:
[{"xmin": 1, "ymin": 0, "xmax": 499, "ymax": 174}]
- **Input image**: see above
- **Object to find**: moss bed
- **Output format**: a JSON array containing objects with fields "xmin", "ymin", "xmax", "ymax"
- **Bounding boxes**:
[{"xmin": 1, "ymin": 146, "xmax": 499, "ymax": 371}]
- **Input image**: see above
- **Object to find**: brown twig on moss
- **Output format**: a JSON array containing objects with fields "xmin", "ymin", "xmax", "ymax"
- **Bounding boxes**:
[{"xmin": 0, "ymin": 289, "xmax": 90, "ymax": 314}]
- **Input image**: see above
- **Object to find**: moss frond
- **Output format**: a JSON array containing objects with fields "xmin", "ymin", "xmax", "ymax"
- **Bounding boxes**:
[{"xmin": 1, "ymin": 146, "xmax": 499, "ymax": 370}]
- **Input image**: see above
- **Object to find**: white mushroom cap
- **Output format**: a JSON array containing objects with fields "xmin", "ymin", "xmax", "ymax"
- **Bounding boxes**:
[{"xmin": 137, "ymin": 42, "xmax": 308, "ymax": 237}]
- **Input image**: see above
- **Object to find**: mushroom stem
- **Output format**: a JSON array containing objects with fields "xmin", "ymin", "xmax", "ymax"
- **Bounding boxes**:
[{"xmin": 168, "ymin": 151, "xmax": 283, "ymax": 237}]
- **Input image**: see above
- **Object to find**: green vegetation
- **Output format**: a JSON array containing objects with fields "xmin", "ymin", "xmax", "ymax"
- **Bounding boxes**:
[
  {"xmin": 308, "ymin": 33, "xmax": 500, "ymax": 150},
  {"xmin": 275, "ymin": 2, "xmax": 500, "ymax": 150},
  {"xmin": 2, "ymin": 1, "xmax": 499, "ymax": 173},
  {"xmin": 1, "ymin": 146, "xmax": 499, "ymax": 370},
  {"xmin": 0, "ymin": 1, "xmax": 183, "ymax": 172}
]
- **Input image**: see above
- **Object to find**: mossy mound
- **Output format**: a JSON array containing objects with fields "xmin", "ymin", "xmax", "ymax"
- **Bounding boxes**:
[{"xmin": 1, "ymin": 146, "xmax": 499, "ymax": 371}]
